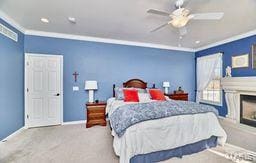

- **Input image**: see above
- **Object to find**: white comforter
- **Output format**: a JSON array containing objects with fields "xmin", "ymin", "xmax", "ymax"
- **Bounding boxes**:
[{"xmin": 106, "ymin": 98, "xmax": 227, "ymax": 163}]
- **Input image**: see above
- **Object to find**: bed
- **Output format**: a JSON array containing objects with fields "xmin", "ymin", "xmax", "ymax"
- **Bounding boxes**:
[{"xmin": 107, "ymin": 79, "xmax": 227, "ymax": 163}]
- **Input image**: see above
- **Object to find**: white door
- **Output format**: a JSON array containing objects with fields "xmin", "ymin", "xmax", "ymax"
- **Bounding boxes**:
[{"xmin": 25, "ymin": 54, "xmax": 63, "ymax": 128}]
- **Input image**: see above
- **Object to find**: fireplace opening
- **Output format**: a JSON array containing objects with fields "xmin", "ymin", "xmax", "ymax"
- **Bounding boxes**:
[{"xmin": 240, "ymin": 95, "xmax": 256, "ymax": 127}]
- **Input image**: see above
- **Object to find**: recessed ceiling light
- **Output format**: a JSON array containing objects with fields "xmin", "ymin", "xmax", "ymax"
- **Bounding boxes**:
[
  {"xmin": 68, "ymin": 17, "xmax": 76, "ymax": 24},
  {"xmin": 41, "ymin": 18, "xmax": 49, "ymax": 23},
  {"xmin": 195, "ymin": 40, "xmax": 200, "ymax": 44}
]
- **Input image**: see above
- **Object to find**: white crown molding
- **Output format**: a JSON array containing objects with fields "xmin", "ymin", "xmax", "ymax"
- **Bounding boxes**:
[
  {"xmin": 25, "ymin": 30, "xmax": 195, "ymax": 52},
  {"xmin": 0, "ymin": 10, "xmax": 25, "ymax": 33},
  {"xmin": 0, "ymin": 11, "xmax": 194, "ymax": 52},
  {"xmin": 1, "ymin": 9, "xmax": 255, "ymax": 53},
  {"xmin": 196, "ymin": 29, "xmax": 256, "ymax": 52}
]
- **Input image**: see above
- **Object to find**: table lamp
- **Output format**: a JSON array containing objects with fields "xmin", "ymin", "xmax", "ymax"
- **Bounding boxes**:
[
  {"xmin": 85, "ymin": 81, "xmax": 98, "ymax": 103},
  {"xmin": 163, "ymin": 82, "xmax": 170, "ymax": 94}
]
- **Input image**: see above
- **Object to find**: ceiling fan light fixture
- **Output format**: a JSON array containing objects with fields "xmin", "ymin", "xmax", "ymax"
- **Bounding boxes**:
[
  {"xmin": 41, "ymin": 18, "xmax": 49, "ymax": 23},
  {"xmin": 68, "ymin": 17, "xmax": 76, "ymax": 24},
  {"xmin": 147, "ymin": 1, "xmax": 224, "ymax": 34},
  {"xmin": 171, "ymin": 17, "xmax": 189, "ymax": 28}
]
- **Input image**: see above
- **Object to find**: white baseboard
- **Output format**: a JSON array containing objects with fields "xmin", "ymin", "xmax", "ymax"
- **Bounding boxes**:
[
  {"xmin": 1, "ymin": 127, "xmax": 25, "ymax": 142},
  {"xmin": 62, "ymin": 120, "xmax": 87, "ymax": 125},
  {"xmin": 1, "ymin": 121, "xmax": 87, "ymax": 142}
]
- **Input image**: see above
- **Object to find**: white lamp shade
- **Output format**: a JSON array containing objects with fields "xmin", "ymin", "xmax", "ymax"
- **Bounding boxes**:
[
  {"xmin": 163, "ymin": 82, "xmax": 170, "ymax": 87},
  {"xmin": 85, "ymin": 81, "xmax": 98, "ymax": 90}
]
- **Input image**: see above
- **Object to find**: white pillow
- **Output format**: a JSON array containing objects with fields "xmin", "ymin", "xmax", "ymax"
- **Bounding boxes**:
[{"xmin": 138, "ymin": 93, "xmax": 151, "ymax": 102}]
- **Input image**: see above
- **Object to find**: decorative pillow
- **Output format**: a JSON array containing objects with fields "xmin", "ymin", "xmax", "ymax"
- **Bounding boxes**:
[
  {"xmin": 115, "ymin": 87, "xmax": 146, "ymax": 100},
  {"xmin": 135, "ymin": 88, "xmax": 147, "ymax": 93},
  {"xmin": 115, "ymin": 87, "xmax": 125, "ymax": 100},
  {"xmin": 123, "ymin": 89, "xmax": 139, "ymax": 102},
  {"xmin": 138, "ymin": 93, "xmax": 151, "ymax": 102},
  {"xmin": 148, "ymin": 89, "xmax": 166, "ymax": 101}
]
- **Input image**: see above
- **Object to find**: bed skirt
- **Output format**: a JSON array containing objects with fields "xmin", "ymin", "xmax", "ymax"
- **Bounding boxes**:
[{"xmin": 130, "ymin": 136, "xmax": 217, "ymax": 163}]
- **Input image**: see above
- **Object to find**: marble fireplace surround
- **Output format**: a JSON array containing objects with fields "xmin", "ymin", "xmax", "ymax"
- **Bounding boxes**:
[{"xmin": 221, "ymin": 77, "xmax": 256, "ymax": 124}]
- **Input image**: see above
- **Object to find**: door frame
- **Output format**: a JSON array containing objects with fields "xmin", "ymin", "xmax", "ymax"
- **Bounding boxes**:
[{"xmin": 24, "ymin": 53, "xmax": 63, "ymax": 128}]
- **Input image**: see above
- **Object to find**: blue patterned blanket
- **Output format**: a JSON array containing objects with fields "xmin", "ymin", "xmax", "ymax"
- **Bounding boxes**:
[{"xmin": 109, "ymin": 100, "xmax": 218, "ymax": 137}]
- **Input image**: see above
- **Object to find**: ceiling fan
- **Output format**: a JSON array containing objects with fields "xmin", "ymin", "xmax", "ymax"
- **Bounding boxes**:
[{"xmin": 147, "ymin": 0, "xmax": 224, "ymax": 36}]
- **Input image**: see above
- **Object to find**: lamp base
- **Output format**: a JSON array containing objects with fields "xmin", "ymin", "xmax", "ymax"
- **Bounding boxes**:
[
  {"xmin": 88, "ymin": 90, "xmax": 94, "ymax": 103},
  {"xmin": 164, "ymin": 88, "xmax": 169, "ymax": 94}
]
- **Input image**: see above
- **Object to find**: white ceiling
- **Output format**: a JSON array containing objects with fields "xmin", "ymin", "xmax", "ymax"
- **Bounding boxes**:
[{"xmin": 0, "ymin": 0, "xmax": 256, "ymax": 49}]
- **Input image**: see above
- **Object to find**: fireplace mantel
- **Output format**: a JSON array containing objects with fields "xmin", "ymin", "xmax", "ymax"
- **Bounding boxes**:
[
  {"xmin": 221, "ymin": 77, "xmax": 256, "ymax": 123},
  {"xmin": 221, "ymin": 77, "xmax": 256, "ymax": 92}
]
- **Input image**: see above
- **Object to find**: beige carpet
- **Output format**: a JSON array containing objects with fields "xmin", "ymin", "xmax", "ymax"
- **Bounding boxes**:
[
  {"xmin": 219, "ymin": 119, "xmax": 256, "ymax": 152},
  {"xmin": 0, "ymin": 124, "xmax": 245, "ymax": 163}
]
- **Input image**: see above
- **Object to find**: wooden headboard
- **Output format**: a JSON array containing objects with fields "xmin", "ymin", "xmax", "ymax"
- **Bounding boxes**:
[{"xmin": 113, "ymin": 79, "xmax": 147, "ymax": 97}]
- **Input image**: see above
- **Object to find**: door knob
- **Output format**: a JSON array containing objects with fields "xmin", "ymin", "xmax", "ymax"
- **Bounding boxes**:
[{"xmin": 55, "ymin": 93, "xmax": 60, "ymax": 96}]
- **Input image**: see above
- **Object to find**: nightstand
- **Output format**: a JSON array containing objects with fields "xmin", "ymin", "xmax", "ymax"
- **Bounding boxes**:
[
  {"xmin": 86, "ymin": 102, "xmax": 107, "ymax": 128},
  {"xmin": 165, "ymin": 93, "xmax": 188, "ymax": 101}
]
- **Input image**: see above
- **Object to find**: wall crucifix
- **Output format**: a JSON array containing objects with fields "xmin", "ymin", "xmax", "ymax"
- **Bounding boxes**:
[{"xmin": 72, "ymin": 71, "xmax": 79, "ymax": 82}]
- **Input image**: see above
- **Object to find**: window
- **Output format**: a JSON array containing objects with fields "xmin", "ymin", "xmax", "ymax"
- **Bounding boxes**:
[{"xmin": 200, "ymin": 55, "xmax": 222, "ymax": 106}]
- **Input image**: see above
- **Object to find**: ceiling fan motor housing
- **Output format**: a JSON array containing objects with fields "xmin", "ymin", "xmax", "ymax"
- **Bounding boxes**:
[{"xmin": 175, "ymin": 0, "xmax": 184, "ymax": 8}]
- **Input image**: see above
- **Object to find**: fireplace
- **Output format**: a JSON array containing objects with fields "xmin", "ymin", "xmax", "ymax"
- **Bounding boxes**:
[
  {"xmin": 221, "ymin": 77, "xmax": 256, "ymax": 123},
  {"xmin": 240, "ymin": 95, "xmax": 256, "ymax": 127}
]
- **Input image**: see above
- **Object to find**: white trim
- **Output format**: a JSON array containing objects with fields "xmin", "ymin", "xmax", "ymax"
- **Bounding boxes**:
[
  {"xmin": 1, "ymin": 127, "xmax": 25, "ymax": 142},
  {"xmin": 221, "ymin": 77, "xmax": 256, "ymax": 123},
  {"xmin": 200, "ymin": 99, "xmax": 223, "ymax": 107},
  {"xmin": 196, "ymin": 29, "xmax": 256, "ymax": 51},
  {"xmin": 0, "ymin": 11, "xmax": 194, "ymax": 52},
  {"xmin": 199, "ymin": 53, "xmax": 223, "ymax": 106},
  {"xmin": 24, "ymin": 53, "xmax": 64, "ymax": 128},
  {"xmin": 24, "ymin": 54, "xmax": 28, "ymax": 128},
  {"xmin": 0, "ymin": 23, "xmax": 18, "ymax": 42},
  {"xmin": 221, "ymin": 77, "xmax": 256, "ymax": 92},
  {"xmin": 1, "ymin": 9, "xmax": 256, "ymax": 53},
  {"xmin": 25, "ymin": 30, "xmax": 195, "ymax": 52},
  {"xmin": 0, "ymin": 10, "xmax": 25, "ymax": 33},
  {"xmin": 1, "ymin": 120, "xmax": 86, "ymax": 141},
  {"xmin": 60, "ymin": 56, "xmax": 63, "ymax": 124},
  {"xmin": 62, "ymin": 120, "xmax": 87, "ymax": 125}
]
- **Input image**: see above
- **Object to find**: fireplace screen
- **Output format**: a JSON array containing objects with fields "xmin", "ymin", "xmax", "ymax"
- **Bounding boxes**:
[{"xmin": 240, "ymin": 95, "xmax": 256, "ymax": 127}]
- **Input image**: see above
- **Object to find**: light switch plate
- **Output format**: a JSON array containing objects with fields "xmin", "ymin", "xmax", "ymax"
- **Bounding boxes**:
[{"xmin": 73, "ymin": 86, "xmax": 79, "ymax": 91}]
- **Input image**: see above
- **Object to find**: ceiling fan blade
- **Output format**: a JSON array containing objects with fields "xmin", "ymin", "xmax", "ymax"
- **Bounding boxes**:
[
  {"xmin": 179, "ymin": 27, "xmax": 187, "ymax": 36},
  {"xmin": 147, "ymin": 9, "xmax": 170, "ymax": 17},
  {"xmin": 150, "ymin": 23, "xmax": 169, "ymax": 32},
  {"xmin": 190, "ymin": 12, "xmax": 224, "ymax": 20}
]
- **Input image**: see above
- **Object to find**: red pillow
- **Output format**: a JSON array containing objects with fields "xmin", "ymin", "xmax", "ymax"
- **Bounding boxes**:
[
  {"xmin": 123, "ymin": 89, "xmax": 139, "ymax": 102},
  {"xmin": 148, "ymin": 89, "xmax": 166, "ymax": 101}
]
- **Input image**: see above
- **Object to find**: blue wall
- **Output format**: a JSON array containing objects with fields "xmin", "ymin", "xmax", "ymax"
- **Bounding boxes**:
[
  {"xmin": 0, "ymin": 18, "xmax": 24, "ymax": 140},
  {"xmin": 24, "ymin": 35, "xmax": 195, "ymax": 122},
  {"xmin": 196, "ymin": 35, "xmax": 256, "ymax": 116}
]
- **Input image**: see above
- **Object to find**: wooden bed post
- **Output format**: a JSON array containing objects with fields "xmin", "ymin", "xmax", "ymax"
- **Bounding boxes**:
[{"xmin": 113, "ymin": 84, "xmax": 116, "ymax": 97}]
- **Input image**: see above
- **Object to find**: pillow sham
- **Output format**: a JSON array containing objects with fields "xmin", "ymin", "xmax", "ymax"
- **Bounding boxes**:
[
  {"xmin": 138, "ymin": 93, "xmax": 151, "ymax": 102},
  {"xmin": 123, "ymin": 89, "xmax": 139, "ymax": 102},
  {"xmin": 148, "ymin": 89, "xmax": 166, "ymax": 101},
  {"xmin": 115, "ymin": 87, "xmax": 125, "ymax": 100},
  {"xmin": 115, "ymin": 87, "xmax": 146, "ymax": 100}
]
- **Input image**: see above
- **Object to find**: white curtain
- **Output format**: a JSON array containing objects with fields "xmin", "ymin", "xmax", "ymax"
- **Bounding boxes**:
[{"xmin": 196, "ymin": 53, "xmax": 222, "ymax": 103}]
